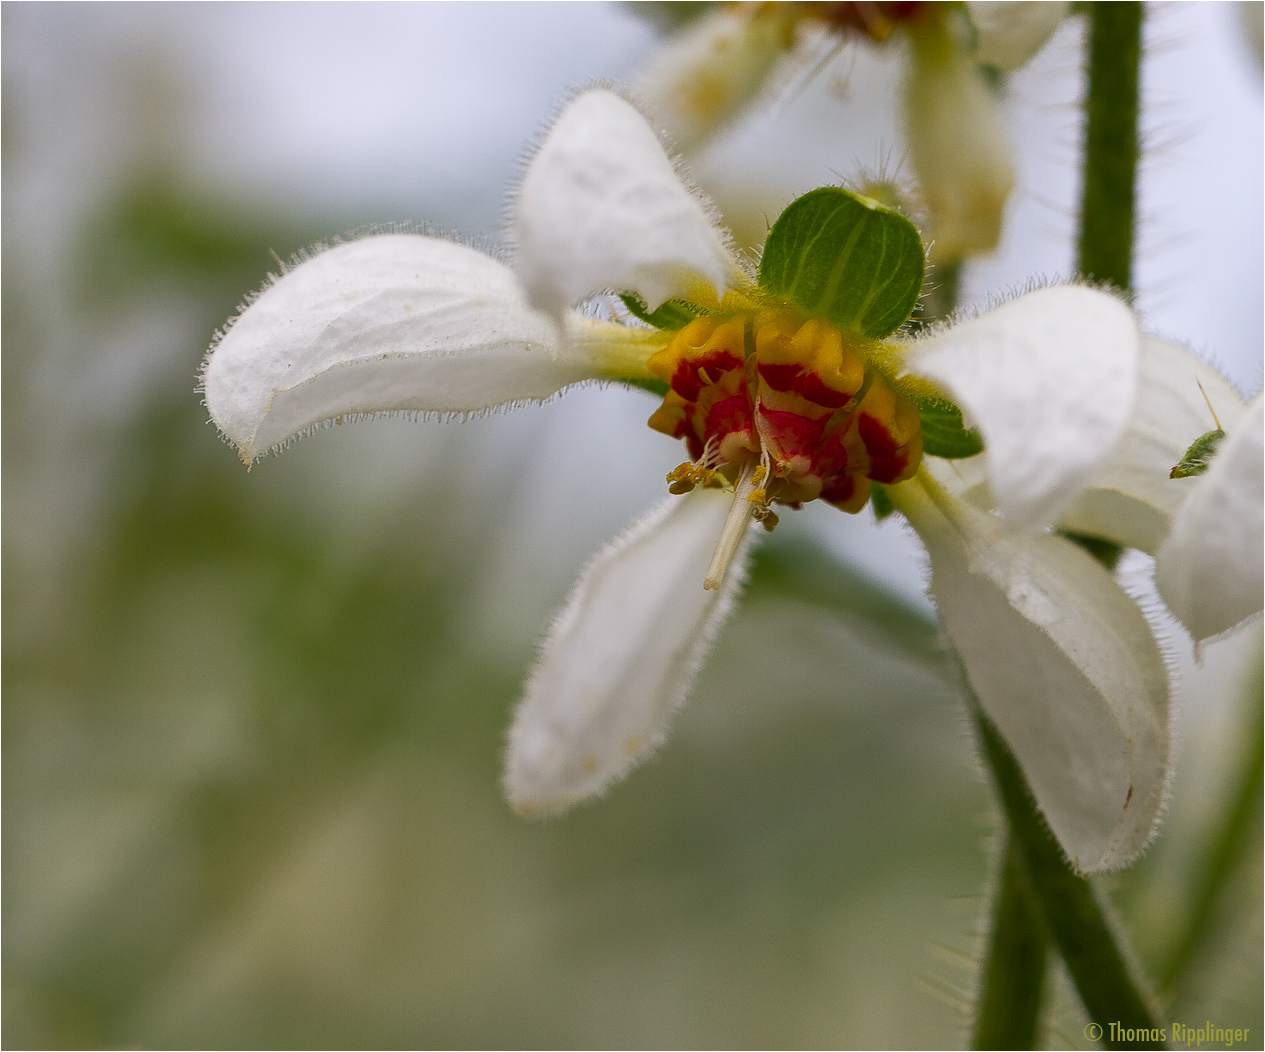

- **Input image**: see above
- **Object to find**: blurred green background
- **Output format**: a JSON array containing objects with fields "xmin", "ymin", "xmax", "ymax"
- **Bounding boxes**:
[{"xmin": 3, "ymin": 4, "xmax": 1261, "ymax": 1048}]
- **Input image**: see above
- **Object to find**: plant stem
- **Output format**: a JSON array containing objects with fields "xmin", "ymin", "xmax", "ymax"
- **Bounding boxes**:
[
  {"xmin": 1076, "ymin": 2, "xmax": 1143, "ymax": 292},
  {"xmin": 973, "ymin": 838, "xmax": 1048, "ymax": 1050},
  {"xmin": 968, "ymin": 691, "xmax": 1165, "ymax": 1048},
  {"xmin": 1066, "ymin": 2, "xmax": 1144, "ymax": 569}
]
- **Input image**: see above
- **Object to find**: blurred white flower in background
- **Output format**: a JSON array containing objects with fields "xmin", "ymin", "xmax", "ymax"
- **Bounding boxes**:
[{"xmin": 633, "ymin": 1, "xmax": 1068, "ymax": 261}]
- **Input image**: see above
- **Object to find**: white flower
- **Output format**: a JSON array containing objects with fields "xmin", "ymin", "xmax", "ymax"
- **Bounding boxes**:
[
  {"xmin": 966, "ymin": 2, "xmax": 1070, "ymax": 71},
  {"xmin": 1058, "ymin": 339, "xmax": 1263, "ymax": 642},
  {"xmin": 630, "ymin": 3, "xmax": 1068, "ymax": 261},
  {"xmin": 202, "ymin": 87, "xmax": 1156, "ymax": 872},
  {"xmin": 1155, "ymin": 395, "xmax": 1263, "ymax": 642},
  {"xmin": 631, "ymin": 4, "xmax": 798, "ymax": 154},
  {"xmin": 904, "ymin": 11, "xmax": 1016, "ymax": 263}
]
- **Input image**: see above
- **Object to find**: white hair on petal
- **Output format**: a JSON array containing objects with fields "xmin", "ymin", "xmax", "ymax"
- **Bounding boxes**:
[
  {"xmin": 504, "ymin": 496, "xmax": 757, "ymax": 817},
  {"xmin": 196, "ymin": 221, "xmax": 505, "ymax": 399},
  {"xmin": 1103, "ymin": 547, "xmax": 1178, "ymax": 868}
]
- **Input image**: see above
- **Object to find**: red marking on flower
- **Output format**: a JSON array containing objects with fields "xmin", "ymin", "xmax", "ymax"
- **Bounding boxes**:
[
  {"xmin": 858, "ymin": 412, "xmax": 899, "ymax": 457},
  {"xmin": 760, "ymin": 407, "xmax": 826, "ymax": 464},
  {"xmin": 704, "ymin": 395, "xmax": 757, "ymax": 451},
  {"xmin": 668, "ymin": 348, "xmax": 744, "ymax": 402},
  {"xmin": 757, "ymin": 361, "xmax": 854, "ymax": 409},
  {"xmin": 647, "ymin": 313, "xmax": 922, "ymax": 514},
  {"xmin": 796, "ymin": 371, "xmax": 854, "ymax": 409}
]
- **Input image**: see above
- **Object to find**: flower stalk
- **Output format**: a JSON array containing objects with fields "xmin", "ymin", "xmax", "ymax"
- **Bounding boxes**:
[
  {"xmin": 969, "ymin": 690, "xmax": 1166, "ymax": 1049},
  {"xmin": 1077, "ymin": 2, "xmax": 1144, "ymax": 292},
  {"xmin": 971, "ymin": 838, "xmax": 1048, "ymax": 1050}
]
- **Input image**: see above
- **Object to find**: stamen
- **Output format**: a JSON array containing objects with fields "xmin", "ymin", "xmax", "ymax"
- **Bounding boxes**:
[
  {"xmin": 699, "ymin": 434, "xmax": 722, "ymax": 470},
  {"xmin": 667, "ymin": 462, "xmax": 697, "ymax": 494},
  {"xmin": 704, "ymin": 459, "xmax": 760, "ymax": 590}
]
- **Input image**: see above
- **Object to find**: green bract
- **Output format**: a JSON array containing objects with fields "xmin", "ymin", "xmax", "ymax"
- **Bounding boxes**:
[
  {"xmin": 870, "ymin": 484, "xmax": 896, "ymax": 521},
  {"xmin": 619, "ymin": 293, "xmax": 707, "ymax": 330},
  {"xmin": 1169, "ymin": 428, "xmax": 1225, "ymax": 479},
  {"xmin": 915, "ymin": 396, "xmax": 985, "ymax": 459},
  {"xmin": 758, "ymin": 186, "xmax": 926, "ymax": 339}
]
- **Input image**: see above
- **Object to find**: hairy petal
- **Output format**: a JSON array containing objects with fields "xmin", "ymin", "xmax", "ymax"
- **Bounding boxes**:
[
  {"xmin": 903, "ymin": 286, "xmax": 1138, "ymax": 528},
  {"xmin": 632, "ymin": 5, "xmax": 796, "ymax": 153},
  {"xmin": 203, "ymin": 235, "xmax": 616, "ymax": 461},
  {"xmin": 966, "ymin": 1, "xmax": 1069, "ymax": 72},
  {"xmin": 1156, "ymin": 395, "xmax": 1264, "ymax": 642},
  {"xmin": 896, "ymin": 479, "xmax": 1170, "ymax": 873},
  {"xmin": 504, "ymin": 488, "xmax": 749, "ymax": 816},
  {"xmin": 512, "ymin": 88, "xmax": 734, "ymax": 322},
  {"xmin": 1059, "ymin": 336, "xmax": 1247, "ymax": 553}
]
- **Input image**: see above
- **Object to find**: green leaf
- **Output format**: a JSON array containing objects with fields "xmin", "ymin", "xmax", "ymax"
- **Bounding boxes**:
[
  {"xmin": 1169, "ymin": 428, "xmax": 1225, "ymax": 478},
  {"xmin": 870, "ymin": 483, "xmax": 895, "ymax": 522},
  {"xmin": 1060, "ymin": 531, "xmax": 1123, "ymax": 572},
  {"xmin": 916, "ymin": 396, "xmax": 984, "ymax": 459},
  {"xmin": 614, "ymin": 376, "xmax": 670, "ymax": 398},
  {"xmin": 619, "ymin": 293, "xmax": 707, "ymax": 331},
  {"xmin": 758, "ymin": 186, "xmax": 925, "ymax": 339},
  {"xmin": 967, "ymin": 686, "xmax": 1165, "ymax": 1049}
]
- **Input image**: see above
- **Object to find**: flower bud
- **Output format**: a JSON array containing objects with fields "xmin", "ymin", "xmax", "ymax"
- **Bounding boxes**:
[
  {"xmin": 632, "ymin": 5, "xmax": 797, "ymax": 153},
  {"xmin": 905, "ymin": 17, "xmax": 1015, "ymax": 263},
  {"xmin": 966, "ymin": 1, "xmax": 1068, "ymax": 72}
]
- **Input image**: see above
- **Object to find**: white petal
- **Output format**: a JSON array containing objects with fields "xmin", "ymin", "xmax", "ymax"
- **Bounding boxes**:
[
  {"xmin": 1156, "ymin": 395, "xmax": 1264, "ymax": 642},
  {"xmin": 632, "ymin": 6, "xmax": 795, "ymax": 153},
  {"xmin": 966, "ymin": 2, "xmax": 1069, "ymax": 72},
  {"xmin": 512, "ymin": 88, "xmax": 735, "ymax": 322},
  {"xmin": 203, "ymin": 235, "xmax": 610, "ymax": 461},
  {"xmin": 905, "ymin": 27, "xmax": 1015, "ymax": 262},
  {"xmin": 504, "ymin": 488, "xmax": 749, "ymax": 816},
  {"xmin": 897, "ymin": 479, "xmax": 1170, "ymax": 872},
  {"xmin": 903, "ymin": 286, "xmax": 1139, "ymax": 528},
  {"xmin": 1059, "ymin": 336, "xmax": 1248, "ymax": 553}
]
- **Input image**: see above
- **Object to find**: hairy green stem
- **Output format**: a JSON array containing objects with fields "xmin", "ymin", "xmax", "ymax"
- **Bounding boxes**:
[
  {"xmin": 969, "ymin": 693, "xmax": 1165, "ymax": 1048},
  {"xmin": 1065, "ymin": 3, "xmax": 1144, "ymax": 574},
  {"xmin": 973, "ymin": 838, "xmax": 1048, "ymax": 1050},
  {"xmin": 1076, "ymin": 2, "xmax": 1143, "ymax": 292}
]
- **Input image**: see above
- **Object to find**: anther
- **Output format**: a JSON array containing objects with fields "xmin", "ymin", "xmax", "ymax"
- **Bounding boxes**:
[{"xmin": 667, "ymin": 463, "xmax": 698, "ymax": 495}]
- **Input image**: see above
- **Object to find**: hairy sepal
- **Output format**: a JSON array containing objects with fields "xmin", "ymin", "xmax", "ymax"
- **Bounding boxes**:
[
  {"xmin": 512, "ymin": 88, "xmax": 734, "ymax": 323},
  {"xmin": 504, "ymin": 488, "xmax": 750, "ymax": 816},
  {"xmin": 202, "ymin": 235, "xmax": 613, "ymax": 461},
  {"xmin": 897, "ymin": 478, "xmax": 1171, "ymax": 873},
  {"xmin": 902, "ymin": 286, "xmax": 1139, "ymax": 529}
]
